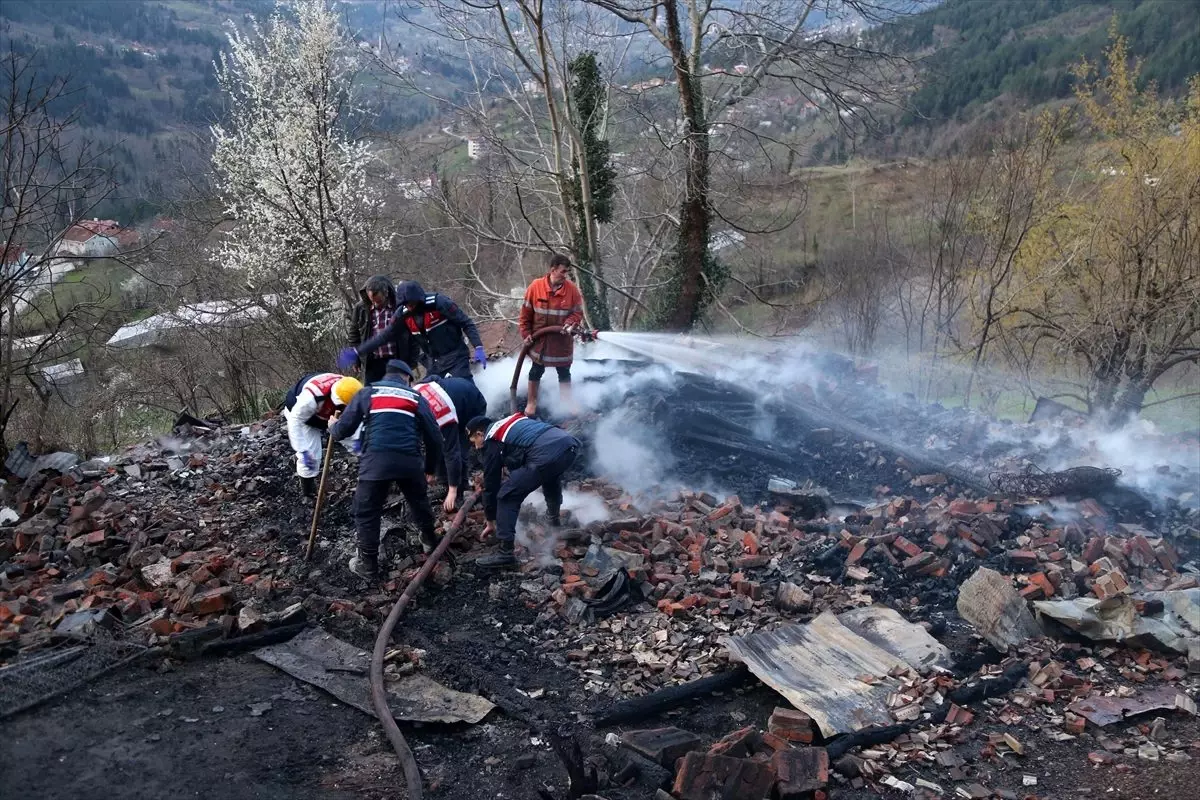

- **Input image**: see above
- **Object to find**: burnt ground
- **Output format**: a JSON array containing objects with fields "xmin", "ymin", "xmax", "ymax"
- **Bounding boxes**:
[
  {"xmin": 6, "ymin": 566, "xmax": 1200, "ymax": 800},
  {"xmin": 4, "ymin": 364, "xmax": 1199, "ymax": 799}
]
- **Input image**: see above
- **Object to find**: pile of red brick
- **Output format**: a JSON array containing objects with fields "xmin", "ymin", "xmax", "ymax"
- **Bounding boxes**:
[
  {"xmin": 0, "ymin": 420, "xmax": 339, "ymax": 658},
  {"xmin": 621, "ymin": 713, "xmax": 829, "ymax": 800},
  {"xmin": 513, "ymin": 474, "xmax": 1193, "ymax": 698}
]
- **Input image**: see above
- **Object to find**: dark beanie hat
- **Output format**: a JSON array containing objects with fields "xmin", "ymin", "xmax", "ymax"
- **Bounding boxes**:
[{"xmin": 466, "ymin": 416, "xmax": 493, "ymax": 434}]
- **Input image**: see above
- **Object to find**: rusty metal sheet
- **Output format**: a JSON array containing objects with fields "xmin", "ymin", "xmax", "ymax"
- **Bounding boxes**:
[
  {"xmin": 256, "ymin": 628, "xmax": 494, "ymax": 724},
  {"xmin": 723, "ymin": 610, "xmax": 914, "ymax": 737},
  {"xmin": 838, "ymin": 605, "xmax": 952, "ymax": 672},
  {"xmin": 1067, "ymin": 686, "xmax": 1189, "ymax": 727}
]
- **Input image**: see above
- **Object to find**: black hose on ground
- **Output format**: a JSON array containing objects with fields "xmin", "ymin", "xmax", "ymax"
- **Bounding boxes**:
[{"xmin": 369, "ymin": 492, "xmax": 480, "ymax": 800}]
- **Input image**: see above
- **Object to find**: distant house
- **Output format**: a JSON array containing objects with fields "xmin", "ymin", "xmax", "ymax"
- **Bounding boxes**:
[
  {"xmin": 39, "ymin": 359, "xmax": 85, "ymax": 386},
  {"xmin": 1, "ymin": 244, "xmax": 32, "ymax": 281},
  {"xmin": 710, "ymin": 230, "xmax": 746, "ymax": 253},
  {"xmin": 56, "ymin": 219, "xmax": 122, "ymax": 257},
  {"xmin": 629, "ymin": 77, "xmax": 668, "ymax": 92},
  {"xmin": 149, "ymin": 216, "xmax": 177, "ymax": 235},
  {"xmin": 397, "ymin": 176, "xmax": 435, "ymax": 200},
  {"xmin": 116, "ymin": 228, "xmax": 141, "ymax": 250},
  {"xmin": 467, "ymin": 138, "xmax": 488, "ymax": 160},
  {"xmin": 106, "ymin": 296, "xmax": 277, "ymax": 350}
]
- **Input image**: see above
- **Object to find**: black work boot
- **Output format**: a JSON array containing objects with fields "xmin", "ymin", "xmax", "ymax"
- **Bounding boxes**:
[
  {"xmin": 300, "ymin": 476, "xmax": 317, "ymax": 498},
  {"xmin": 348, "ymin": 550, "xmax": 379, "ymax": 580},
  {"xmin": 547, "ymin": 509, "xmax": 562, "ymax": 527},
  {"xmin": 477, "ymin": 539, "xmax": 517, "ymax": 569}
]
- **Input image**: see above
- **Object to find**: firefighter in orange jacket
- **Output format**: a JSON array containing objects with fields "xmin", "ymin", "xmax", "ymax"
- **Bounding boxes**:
[{"xmin": 519, "ymin": 254, "xmax": 585, "ymax": 416}]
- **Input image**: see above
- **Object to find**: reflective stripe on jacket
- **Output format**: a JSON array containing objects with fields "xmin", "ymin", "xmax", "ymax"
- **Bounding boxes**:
[
  {"xmin": 416, "ymin": 380, "xmax": 457, "ymax": 428},
  {"xmin": 519, "ymin": 275, "xmax": 584, "ymax": 366}
]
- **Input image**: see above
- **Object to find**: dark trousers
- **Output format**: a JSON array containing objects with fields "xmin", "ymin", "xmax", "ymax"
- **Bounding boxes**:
[
  {"xmin": 354, "ymin": 472, "xmax": 435, "ymax": 558},
  {"xmin": 435, "ymin": 429, "xmax": 470, "ymax": 494},
  {"xmin": 527, "ymin": 362, "xmax": 571, "ymax": 383},
  {"xmin": 362, "ymin": 357, "xmax": 389, "ymax": 384},
  {"xmin": 496, "ymin": 443, "xmax": 578, "ymax": 543}
]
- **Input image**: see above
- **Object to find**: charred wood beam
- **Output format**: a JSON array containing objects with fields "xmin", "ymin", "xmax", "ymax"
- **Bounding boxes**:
[
  {"xmin": 676, "ymin": 431, "xmax": 800, "ymax": 469},
  {"xmin": 826, "ymin": 662, "xmax": 1027, "ymax": 761},
  {"xmin": 594, "ymin": 666, "xmax": 753, "ymax": 728},
  {"xmin": 674, "ymin": 410, "xmax": 757, "ymax": 439},
  {"xmin": 198, "ymin": 622, "xmax": 306, "ymax": 658}
]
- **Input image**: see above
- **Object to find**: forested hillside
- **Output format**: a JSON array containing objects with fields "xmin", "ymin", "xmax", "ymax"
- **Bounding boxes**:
[
  {"xmin": 888, "ymin": 0, "xmax": 1199, "ymax": 123},
  {"xmin": 0, "ymin": 0, "xmax": 443, "ymax": 221},
  {"xmin": 3, "ymin": 0, "xmax": 1198, "ymax": 220}
]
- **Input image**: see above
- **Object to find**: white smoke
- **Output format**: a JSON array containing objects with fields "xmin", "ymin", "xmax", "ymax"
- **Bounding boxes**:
[
  {"xmin": 470, "ymin": 341, "xmax": 686, "ymax": 499},
  {"xmin": 522, "ymin": 488, "xmax": 612, "ymax": 525},
  {"xmin": 592, "ymin": 406, "xmax": 677, "ymax": 498},
  {"xmin": 516, "ymin": 487, "xmax": 613, "ymax": 564}
]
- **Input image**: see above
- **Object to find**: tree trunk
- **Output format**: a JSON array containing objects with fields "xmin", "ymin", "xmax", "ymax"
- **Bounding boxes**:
[{"xmin": 662, "ymin": 0, "xmax": 710, "ymax": 332}]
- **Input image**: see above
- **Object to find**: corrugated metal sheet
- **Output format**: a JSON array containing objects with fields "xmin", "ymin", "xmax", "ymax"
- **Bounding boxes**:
[{"xmin": 723, "ymin": 606, "xmax": 950, "ymax": 737}]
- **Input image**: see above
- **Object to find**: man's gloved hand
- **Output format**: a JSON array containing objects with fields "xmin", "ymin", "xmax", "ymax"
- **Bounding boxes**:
[
  {"xmin": 473, "ymin": 346, "xmax": 487, "ymax": 368},
  {"xmin": 336, "ymin": 347, "xmax": 358, "ymax": 371},
  {"xmin": 300, "ymin": 451, "xmax": 317, "ymax": 472}
]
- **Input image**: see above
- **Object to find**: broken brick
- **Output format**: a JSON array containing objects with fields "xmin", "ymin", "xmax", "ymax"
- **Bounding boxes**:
[
  {"xmin": 734, "ymin": 554, "xmax": 770, "ymax": 570},
  {"xmin": 1007, "ymin": 549, "xmax": 1040, "ymax": 568},
  {"xmin": 768, "ymin": 708, "xmax": 814, "ymax": 744},
  {"xmin": 735, "ymin": 580, "xmax": 762, "ymax": 600},
  {"xmin": 772, "ymin": 747, "xmax": 829, "ymax": 798},
  {"xmin": 672, "ymin": 752, "xmax": 774, "ymax": 800},
  {"xmin": 949, "ymin": 499, "xmax": 979, "ymax": 517},
  {"xmin": 621, "ymin": 727, "xmax": 702, "ymax": 768},
  {"xmin": 893, "ymin": 536, "xmax": 922, "ymax": 559},
  {"xmin": 708, "ymin": 726, "xmax": 762, "ymax": 759},
  {"xmin": 1093, "ymin": 570, "xmax": 1130, "ymax": 600},
  {"xmin": 903, "ymin": 552, "xmax": 935, "ymax": 573},
  {"xmin": 190, "ymin": 586, "xmax": 234, "ymax": 615},
  {"xmin": 945, "ymin": 704, "xmax": 974, "ymax": 726},
  {"xmin": 1028, "ymin": 571, "xmax": 1055, "ymax": 598}
]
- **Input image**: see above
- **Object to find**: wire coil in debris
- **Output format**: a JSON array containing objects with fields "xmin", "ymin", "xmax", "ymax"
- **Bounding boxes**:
[{"xmin": 989, "ymin": 465, "xmax": 1122, "ymax": 497}]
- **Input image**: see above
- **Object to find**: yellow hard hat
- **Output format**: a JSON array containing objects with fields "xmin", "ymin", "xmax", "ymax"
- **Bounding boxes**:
[{"xmin": 332, "ymin": 376, "xmax": 363, "ymax": 406}]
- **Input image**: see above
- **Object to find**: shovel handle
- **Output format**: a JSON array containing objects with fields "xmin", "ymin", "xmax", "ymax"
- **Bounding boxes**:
[{"xmin": 304, "ymin": 435, "xmax": 336, "ymax": 561}]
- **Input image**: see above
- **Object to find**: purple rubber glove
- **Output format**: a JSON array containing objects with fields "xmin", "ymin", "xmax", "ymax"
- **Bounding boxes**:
[
  {"xmin": 473, "ymin": 346, "xmax": 487, "ymax": 368},
  {"xmin": 336, "ymin": 347, "xmax": 358, "ymax": 371},
  {"xmin": 300, "ymin": 451, "xmax": 317, "ymax": 471}
]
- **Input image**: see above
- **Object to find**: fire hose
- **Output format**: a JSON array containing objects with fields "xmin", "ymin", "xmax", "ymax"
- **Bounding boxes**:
[
  {"xmin": 370, "ymin": 491, "xmax": 480, "ymax": 800},
  {"xmin": 509, "ymin": 325, "xmax": 598, "ymax": 413}
]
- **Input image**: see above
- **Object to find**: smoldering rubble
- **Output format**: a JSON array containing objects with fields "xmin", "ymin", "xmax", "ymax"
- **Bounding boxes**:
[{"xmin": 2, "ymin": 339, "xmax": 1199, "ymax": 800}]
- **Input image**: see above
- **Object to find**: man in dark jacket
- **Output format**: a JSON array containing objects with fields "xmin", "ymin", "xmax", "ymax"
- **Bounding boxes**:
[
  {"xmin": 339, "ymin": 281, "xmax": 486, "ymax": 380},
  {"xmin": 466, "ymin": 413, "xmax": 580, "ymax": 568},
  {"xmin": 346, "ymin": 275, "xmax": 418, "ymax": 383},
  {"xmin": 329, "ymin": 359, "xmax": 443, "ymax": 580},
  {"xmin": 414, "ymin": 375, "xmax": 487, "ymax": 513}
]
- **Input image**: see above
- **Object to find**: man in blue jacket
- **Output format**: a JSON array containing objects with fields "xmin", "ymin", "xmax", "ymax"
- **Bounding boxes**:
[
  {"xmin": 414, "ymin": 375, "xmax": 487, "ymax": 513},
  {"xmin": 466, "ymin": 413, "xmax": 580, "ymax": 568},
  {"xmin": 329, "ymin": 359, "xmax": 443, "ymax": 580},
  {"xmin": 340, "ymin": 281, "xmax": 486, "ymax": 380}
]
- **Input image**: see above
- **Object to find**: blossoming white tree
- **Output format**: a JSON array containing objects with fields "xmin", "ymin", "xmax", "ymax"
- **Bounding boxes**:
[{"xmin": 211, "ymin": 0, "xmax": 376, "ymax": 343}]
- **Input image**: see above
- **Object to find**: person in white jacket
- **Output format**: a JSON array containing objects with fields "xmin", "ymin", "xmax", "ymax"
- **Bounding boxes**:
[{"xmin": 283, "ymin": 372, "xmax": 363, "ymax": 497}]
